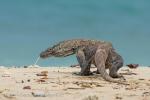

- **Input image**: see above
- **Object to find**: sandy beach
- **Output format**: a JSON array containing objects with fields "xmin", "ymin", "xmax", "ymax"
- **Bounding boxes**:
[{"xmin": 0, "ymin": 66, "xmax": 150, "ymax": 100}]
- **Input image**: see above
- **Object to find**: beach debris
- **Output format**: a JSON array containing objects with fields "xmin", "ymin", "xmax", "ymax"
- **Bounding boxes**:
[
  {"xmin": 73, "ymin": 81, "xmax": 103, "ymax": 88},
  {"xmin": 36, "ymin": 79, "xmax": 46, "ymax": 83},
  {"xmin": 0, "ymin": 89, "xmax": 6, "ymax": 93},
  {"xmin": 145, "ymin": 83, "xmax": 150, "ymax": 86},
  {"xmin": 36, "ymin": 71, "xmax": 48, "ymax": 76},
  {"xmin": 0, "ymin": 88, "xmax": 9, "ymax": 94},
  {"xmin": 17, "ymin": 80, "xmax": 30, "ymax": 83},
  {"xmin": 21, "ymin": 80, "xmax": 24, "ymax": 83},
  {"xmin": 27, "ymin": 79, "xmax": 31, "ymax": 82},
  {"xmin": 66, "ymin": 87, "xmax": 85, "ymax": 90},
  {"xmin": 2, "ymin": 72, "xmax": 11, "ymax": 77},
  {"xmin": 32, "ymin": 91, "xmax": 46, "ymax": 97},
  {"xmin": 82, "ymin": 95, "xmax": 99, "ymax": 100},
  {"xmin": 23, "ymin": 66, "xmax": 28, "ymax": 68},
  {"xmin": 120, "ymin": 68, "xmax": 137, "ymax": 75},
  {"xmin": 70, "ymin": 64, "xmax": 79, "ymax": 67},
  {"xmin": 2, "ymin": 70, "xmax": 11, "ymax": 77},
  {"xmin": 127, "ymin": 64, "xmax": 139, "ymax": 69},
  {"xmin": 142, "ymin": 92, "xmax": 150, "ymax": 97},
  {"xmin": 23, "ymin": 86, "xmax": 31, "ymax": 90},
  {"xmin": 115, "ymin": 94, "xmax": 123, "ymax": 100},
  {"xmin": 35, "ymin": 75, "xmax": 49, "ymax": 83},
  {"xmin": 112, "ymin": 86, "xmax": 121, "ymax": 90},
  {"xmin": 41, "ymin": 76, "xmax": 49, "ymax": 80},
  {"xmin": 2, "ymin": 74, "xmax": 11, "ymax": 77},
  {"xmin": 138, "ymin": 78, "xmax": 145, "ymax": 80},
  {"xmin": 115, "ymin": 96, "xmax": 122, "ymax": 100},
  {"xmin": 0, "ymin": 90, "xmax": 4, "ymax": 93},
  {"xmin": 3, "ymin": 93, "xmax": 16, "ymax": 99},
  {"xmin": 120, "ymin": 72, "xmax": 137, "ymax": 75},
  {"xmin": 125, "ymin": 84, "xmax": 139, "ymax": 90}
]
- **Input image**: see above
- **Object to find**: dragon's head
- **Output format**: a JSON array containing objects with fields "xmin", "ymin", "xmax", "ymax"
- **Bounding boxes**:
[{"xmin": 40, "ymin": 48, "xmax": 54, "ymax": 58}]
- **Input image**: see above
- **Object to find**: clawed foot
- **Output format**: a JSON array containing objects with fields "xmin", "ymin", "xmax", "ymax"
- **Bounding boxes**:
[
  {"xmin": 110, "ymin": 73, "xmax": 126, "ymax": 81},
  {"xmin": 116, "ymin": 74, "xmax": 126, "ymax": 81},
  {"xmin": 93, "ymin": 70, "xmax": 100, "ymax": 74},
  {"xmin": 119, "ymin": 75, "xmax": 126, "ymax": 81},
  {"xmin": 73, "ymin": 72, "xmax": 93, "ymax": 76}
]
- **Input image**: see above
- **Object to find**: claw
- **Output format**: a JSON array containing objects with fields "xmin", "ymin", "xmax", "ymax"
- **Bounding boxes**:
[{"xmin": 72, "ymin": 72, "xmax": 93, "ymax": 76}]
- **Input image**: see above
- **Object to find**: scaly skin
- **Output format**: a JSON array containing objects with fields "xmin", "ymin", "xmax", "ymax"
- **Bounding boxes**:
[
  {"xmin": 76, "ymin": 44, "xmax": 124, "ymax": 77},
  {"xmin": 40, "ymin": 39, "xmax": 127, "ymax": 84},
  {"xmin": 76, "ymin": 44, "xmax": 128, "ymax": 85},
  {"xmin": 40, "ymin": 39, "xmax": 112, "ymax": 58}
]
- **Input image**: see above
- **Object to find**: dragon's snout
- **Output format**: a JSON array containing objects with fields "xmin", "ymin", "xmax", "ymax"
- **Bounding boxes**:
[
  {"xmin": 40, "ymin": 48, "xmax": 53, "ymax": 58},
  {"xmin": 40, "ymin": 52, "xmax": 46, "ymax": 58},
  {"xmin": 40, "ymin": 51, "xmax": 49, "ymax": 58}
]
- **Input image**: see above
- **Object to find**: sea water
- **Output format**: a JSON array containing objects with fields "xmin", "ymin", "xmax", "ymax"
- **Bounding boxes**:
[{"xmin": 0, "ymin": 0, "xmax": 150, "ymax": 66}]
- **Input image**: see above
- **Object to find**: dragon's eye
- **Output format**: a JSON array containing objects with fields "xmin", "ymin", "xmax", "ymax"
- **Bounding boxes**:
[{"xmin": 47, "ymin": 48, "xmax": 52, "ymax": 52}]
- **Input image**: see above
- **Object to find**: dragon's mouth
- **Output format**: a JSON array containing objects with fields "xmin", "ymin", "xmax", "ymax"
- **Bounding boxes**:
[
  {"xmin": 40, "ymin": 48, "xmax": 75, "ymax": 58},
  {"xmin": 40, "ymin": 51, "xmax": 51, "ymax": 58}
]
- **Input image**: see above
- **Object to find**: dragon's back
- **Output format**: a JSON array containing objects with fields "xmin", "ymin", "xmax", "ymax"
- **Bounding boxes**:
[
  {"xmin": 52, "ymin": 39, "xmax": 104, "ymax": 50},
  {"xmin": 51, "ymin": 39, "xmax": 112, "ymax": 57}
]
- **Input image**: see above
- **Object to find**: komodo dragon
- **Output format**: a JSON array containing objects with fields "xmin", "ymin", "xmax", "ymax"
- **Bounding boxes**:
[{"xmin": 40, "ymin": 39, "xmax": 127, "ymax": 84}]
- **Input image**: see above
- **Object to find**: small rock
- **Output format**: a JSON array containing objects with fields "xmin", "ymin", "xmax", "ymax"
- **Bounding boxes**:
[
  {"xmin": 32, "ymin": 91, "xmax": 46, "ymax": 97},
  {"xmin": 3, "ymin": 93, "xmax": 16, "ymax": 99},
  {"xmin": 36, "ymin": 73, "xmax": 47, "ymax": 76},
  {"xmin": 36, "ymin": 71, "xmax": 48, "ymax": 76},
  {"xmin": 0, "ymin": 90, "xmax": 4, "ymax": 93},
  {"xmin": 36, "ymin": 79, "xmax": 46, "ymax": 83},
  {"xmin": 41, "ymin": 71, "xmax": 48, "ymax": 74},
  {"xmin": 116, "ymin": 96, "xmax": 122, "ymax": 100},
  {"xmin": 23, "ymin": 86, "xmax": 31, "ymax": 89},
  {"xmin": 2, "ymin": 74, "xmax": 10, "ymax": 77},
  {"xmin": 23, "ymin": 66, "xmax": 28, "ymax": 68},
  {"xmin": 2, "ymin": 71, "xmax": 11, "ymax": 77},
  {"xmin": 22, "ymin": 80, "xmax": 24, "ymax": 83},
  {"xmin": 142, "ymin": 92, "xmax": 150, "ymax": 96},
  {"xmin": 27, "ymin": 79, "xmax": 30, "ymax": 82},
  {"xmin": 41, "ymin": 76, "xmax": 49, "ymax": 80},
  {"xmin": 138, "ymin": 78, "xmax": 145, "ymax": 80},
  {"xmin": 82, "ymin": 95, "xmax": 99, "ymax": 100},
  {"xmin": 70, "ymin": 64, "xmax": 79, "ymax": 67},
  {"xmin": 127, "ymin": 64, "xmax": 139, "ymax": 69}
]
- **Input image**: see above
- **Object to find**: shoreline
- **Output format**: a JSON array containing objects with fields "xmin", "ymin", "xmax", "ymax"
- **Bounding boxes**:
[{"xmin": 0, "ymin": 64, "xmax": 149, "ymax": 68}]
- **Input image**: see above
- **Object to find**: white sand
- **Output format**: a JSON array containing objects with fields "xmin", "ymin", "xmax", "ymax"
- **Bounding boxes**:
[{"xmin": 0, "ymin": 66, "xmax": 150, "ymax": 100}]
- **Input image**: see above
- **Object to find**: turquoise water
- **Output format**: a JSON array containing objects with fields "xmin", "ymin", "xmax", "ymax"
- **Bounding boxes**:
[{"xmin": 0, "ymin": 0, "xmax": 150, "ymax": 66}]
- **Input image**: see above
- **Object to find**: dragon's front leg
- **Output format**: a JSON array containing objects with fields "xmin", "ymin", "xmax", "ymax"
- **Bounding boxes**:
[{"xmin": 76, "ymin": 49, "xmax": 92, "ymax": 76}]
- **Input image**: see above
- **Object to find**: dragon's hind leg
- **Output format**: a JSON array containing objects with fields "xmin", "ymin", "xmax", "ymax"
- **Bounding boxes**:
[
  {"xmin": 109, "ymin": 51, "xmax": 124, "ymax": 79},
  {"xmin": 94, "ymin": 47, "xmax": 127, "ymax": 84}
]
